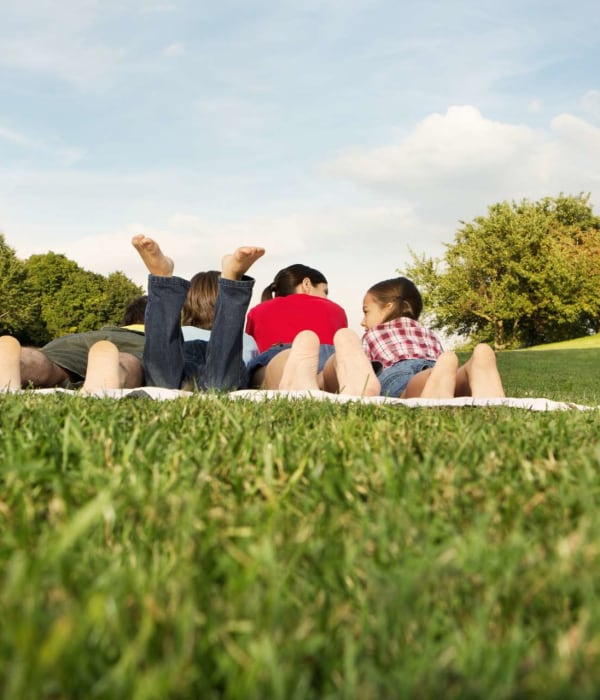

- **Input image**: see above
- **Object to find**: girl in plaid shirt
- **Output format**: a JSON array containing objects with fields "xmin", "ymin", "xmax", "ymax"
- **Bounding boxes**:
[
  {"xmin": 277, "ymin": 276, "xmax": 505, "ymax": 399},
  {"xmin": 358, "ymin": 276, "xmax": 504, "ymax": 397}
]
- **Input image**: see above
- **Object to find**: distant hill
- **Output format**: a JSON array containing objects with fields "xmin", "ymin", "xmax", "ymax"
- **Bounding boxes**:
[{"xmin": 524, "ymin": 334, "xmax": 600, "ymax": 351}]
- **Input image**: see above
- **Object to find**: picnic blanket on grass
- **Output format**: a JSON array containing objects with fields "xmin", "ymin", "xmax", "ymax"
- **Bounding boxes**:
[{"xmin": 3, "ymin": 387, "xmax": 596, "ymax": 411}]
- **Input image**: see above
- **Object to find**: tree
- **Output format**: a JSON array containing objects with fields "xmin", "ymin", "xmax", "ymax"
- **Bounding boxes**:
[
  {"xmin": 23, "ymin": 253, "xmax": 143, "ymax": 342},
  {"xmin": 0, "ymin": 234, "xmax": 37, "ymax": 338},
  {"xmin": 404, "ymin": 194, "xmax": 600, "ymax": 348}
]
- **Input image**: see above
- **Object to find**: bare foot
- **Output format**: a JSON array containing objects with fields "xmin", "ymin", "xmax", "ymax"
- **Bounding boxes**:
[
  {"xmin": 420, "ymin": 352, "xmax": 458, "ymax": 398},
  {"xmin": 279, "ymin": 330, "xmax": 320, "ymax": 391},
  {"xmin": 333, "ymin": 328, "xmax": 380, "ymax": 397},
  {"xmin": 82, "ymin": 341, "xmax": 121, "ymax": 393},
  {"xmin": 0, "ymin": 336, "xmax": 22, "ymax": 391},
  {"xmin": 131, "ymin": 234, "xmax": 174, "ymax": 276},
  {"xmin": 221, "ymin": 246, "xmax": 265, "ymax": 281},
  {"xmin": 467, "ymin": 344, "xmax": 505, "ymax": 398}
]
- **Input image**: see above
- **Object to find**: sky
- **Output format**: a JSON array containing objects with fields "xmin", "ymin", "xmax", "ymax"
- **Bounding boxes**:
[{"xmin": 1, "ymin": 0, "xmax": 600, "ymax": 333}]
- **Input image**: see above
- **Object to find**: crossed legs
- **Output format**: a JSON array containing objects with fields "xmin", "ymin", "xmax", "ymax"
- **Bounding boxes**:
[{"xmin": 0, "ymin": 335, "xmax": 142, "ymax": 391}]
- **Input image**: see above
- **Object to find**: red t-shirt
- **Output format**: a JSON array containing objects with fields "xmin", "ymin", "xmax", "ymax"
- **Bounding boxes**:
[{"xmin": 245, "ymin": 295, "xmax": 348, "ymax": 352}]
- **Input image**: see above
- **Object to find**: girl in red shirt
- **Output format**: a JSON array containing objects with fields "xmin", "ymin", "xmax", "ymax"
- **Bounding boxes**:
[{"xmin": 245, "ymin": 264, "xmax": 348, "ymax": 387}]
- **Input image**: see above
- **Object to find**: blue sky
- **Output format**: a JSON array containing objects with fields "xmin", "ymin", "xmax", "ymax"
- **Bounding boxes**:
[{"xmin": 1, "ymin": 0, "xmax": 599, "ymax": 331}]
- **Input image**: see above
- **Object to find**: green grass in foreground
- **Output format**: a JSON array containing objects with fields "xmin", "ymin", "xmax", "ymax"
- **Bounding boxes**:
[{"xmin": 1, "ymin": 348, "xmax": 600, "ymax": 699}]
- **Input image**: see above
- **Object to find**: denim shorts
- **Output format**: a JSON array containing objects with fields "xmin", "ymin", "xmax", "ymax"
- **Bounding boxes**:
[
  {"xmin": 247, "ymin": 343, "xmax": 335, "ymax": 374},
  {"xmin": 377, "ymin": 358, "xmax": 436, "ymax": 397}
]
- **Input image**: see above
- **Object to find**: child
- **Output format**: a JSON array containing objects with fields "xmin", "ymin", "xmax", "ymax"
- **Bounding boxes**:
[{"xmin": 278, "ymin": 276, "xmax": 505, "ymax": 399}]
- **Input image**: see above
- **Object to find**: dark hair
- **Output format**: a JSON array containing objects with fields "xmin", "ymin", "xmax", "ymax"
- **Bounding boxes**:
[
  {"xmin": 121, "ymin": 295, "xmax": 148, "ymax": 325},
  {"xmin": 261, "ymin": 264, "xmax": 327, "ymax": 302},
  {"xmin": 182, "ymin": 271, "xmax": 219, "ymax": 329},
  {"xmin": 367, "ymin": 277, "xmax": 423, "ymax": 321}
]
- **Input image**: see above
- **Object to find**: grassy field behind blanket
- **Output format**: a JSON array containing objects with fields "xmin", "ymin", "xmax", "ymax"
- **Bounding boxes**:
[{"xmin": 1, "ymin": 346, "xmax": 600, "ymax": 699}]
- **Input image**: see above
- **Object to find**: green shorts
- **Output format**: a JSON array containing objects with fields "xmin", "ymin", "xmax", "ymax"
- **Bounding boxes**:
[{"xmin": 41, "ymin": 327, "xmax": 145, "ymax": 381}]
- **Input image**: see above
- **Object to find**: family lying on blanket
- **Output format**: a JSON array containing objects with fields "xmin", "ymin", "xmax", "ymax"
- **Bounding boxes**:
[{"xmin": 0, "ymin": 236, "xmax": 505, "ymax": 399}]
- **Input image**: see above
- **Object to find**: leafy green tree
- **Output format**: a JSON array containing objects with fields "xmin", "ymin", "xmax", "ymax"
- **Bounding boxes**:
[
  {"xmin": 22, "ymin": 251, "xmax": 143, "ymax": 343},
  {"xmin": 0, "ymin": 233, "xmax": 37, "ymax": 338},
  {"xmin": 404, "ymin": 194, "xmax": 600, "ymax": 348}
]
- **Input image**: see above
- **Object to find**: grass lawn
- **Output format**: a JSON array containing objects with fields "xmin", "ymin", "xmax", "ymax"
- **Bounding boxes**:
[{"xmin": 1, "ymin": 347, "xmax": 599, "ymax": 698}]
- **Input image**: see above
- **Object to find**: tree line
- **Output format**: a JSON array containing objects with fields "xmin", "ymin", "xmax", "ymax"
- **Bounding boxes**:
[
  {"xmin": 3, "ymin": 192, "xmax": 598, "ymax": 350},
  {"xmin": 0, "ymin": 234, "xmax": 143, "ymax": 346},
  {"xmin": 404, "ymin": 193, "xmax": 600, "ymax": 348}
]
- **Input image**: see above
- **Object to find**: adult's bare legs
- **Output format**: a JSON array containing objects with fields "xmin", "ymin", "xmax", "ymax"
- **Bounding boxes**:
[
  {"xmin": 325, "ymin": 329, "xmax": 380, "ymax": 396},
  {"xmin": 82, "ymin": 341, "xmax": 120, "ymax": 392},
  {"xmin": 278, "ymin": 332, "xmax": 320, "ymax": 391},
  {"xmin": 118, "ymin": 352, "xmax": 144, "ymax": 388},
  {"xmin": 82, "ymin": 342, "xmax": 143, "ymax": 393},
  {"xmin": 258, "ymin": 349, "xmax": 292, "ymax": 389},
  {"xmin": 0, "ymin": 337, "xmax": 71, "ymax": 388},
  {"xmin": 276, "ymin": 328, "xmax": 380, "ymax": 396},
  {"xmin": 0, "ymin": 336, "xmax": 22, "ymax": 390}
]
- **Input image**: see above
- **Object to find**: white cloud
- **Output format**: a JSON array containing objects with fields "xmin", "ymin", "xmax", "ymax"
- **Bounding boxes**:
[
  {"xmin": 528, "ymin": 99, "xmax": 542, "ymax": 113},
  {"xmin": 320, "ymin": 105, "xmax": 600, "ymax": 222},
  {"xmin": 322, "ymin": 106, "xmax": 542, "ymax": 185}
]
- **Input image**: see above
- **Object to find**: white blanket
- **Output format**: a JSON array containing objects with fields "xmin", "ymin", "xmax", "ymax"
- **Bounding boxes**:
[{"xmin": 4, "ymin": 386, "xmax": 596, "ymax": 411}]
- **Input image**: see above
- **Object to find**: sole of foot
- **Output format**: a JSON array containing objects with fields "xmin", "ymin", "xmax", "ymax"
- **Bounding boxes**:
[
  {"xmin": 131, "ymin": 234, "xmax": 175, "ymax": 276},
  {"xmin": 221, "ymin": 247, "xmax": 266, "ymax": 281},
  {"xmin": 334, "ymin": 329, "xmax": 380, "ymax": 397},
  {"xmin": 0, "ymin": 336, "xmax": 21, "ymax": 391},
  {"xmin": 82, "ymin": 341, "xmax": 121, "ymax": 394},
  {"xmin": 279, "ymin": 331, "xmax": 320, "ymax": 391}
]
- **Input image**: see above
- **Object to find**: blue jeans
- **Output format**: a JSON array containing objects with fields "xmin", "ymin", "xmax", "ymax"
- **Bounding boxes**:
[
  {"xmin": 144, "ymin": 274, "xmax": 254, "ymax": 390},
  {"xmin": 377, "ymin": 358, "xmax": 436, "ymax": 396}
]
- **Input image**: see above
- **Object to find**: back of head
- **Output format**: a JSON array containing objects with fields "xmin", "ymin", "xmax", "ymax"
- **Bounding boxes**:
[
  {"xmin": 121, "ymin": 295, "xmax": 148, "ymax": 325},
  {"xmin": 368, "ymin": 277, "xmax": 423, "ymax": 322},
  {"xmin": 261, "ymin": 263, "xmax": 328, "ymax": 302},
  {"xmin": 183, "ymin": 271, "xmax": 219, "ymax": 329}
]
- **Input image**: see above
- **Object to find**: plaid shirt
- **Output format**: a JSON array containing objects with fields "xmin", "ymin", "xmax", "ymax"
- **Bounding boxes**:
[{"xmin": 362, "ymin": 317, "xmax": 444, "ymax": 369}]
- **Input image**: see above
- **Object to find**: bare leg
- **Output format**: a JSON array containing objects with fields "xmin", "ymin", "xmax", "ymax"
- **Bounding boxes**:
[
  {"xmin": 131, "ymin": 234, "xmax": 175, "ymax": 276},
  {"xmin": 278, "ymin": 331, "xmax": 320, "ymax": 391},
  {"xmin": 221, "ymin": 247, "xmax": 265, "ymax": 280},
  {"xmin": 330, "ymin": 328, "xmax": 380, "ymax": 396},
  {"xmin": 82, "ymin": 341, "xmax": 120, "ymax": 393},
  {"xmin": 457, "ymin": 343, "xmax": 505, "ymax": 398},
  {"xmin": 418, "ymin": 352, "xmax": 458, "ymax": 399},
  {"xmin": 19, "ymin": 347, "xmax": 70, "ymax": 387},
  {"xmin": 259, "ymin": 349, "xmax": 292, "ymax": 389},
  {"xmin": 0, "ymin": 336, "xmax": 21, "ymax": 390},
  {"xmin": 118, "ymin": 352, "xmax": 144, "ymax": 388}
]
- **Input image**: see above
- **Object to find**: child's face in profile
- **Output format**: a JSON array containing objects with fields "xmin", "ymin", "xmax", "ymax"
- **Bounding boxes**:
[{"xmin": 361, "ymin": 293, "xmax": 391, "ymax": 330}]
